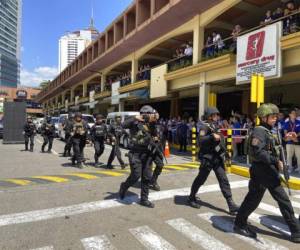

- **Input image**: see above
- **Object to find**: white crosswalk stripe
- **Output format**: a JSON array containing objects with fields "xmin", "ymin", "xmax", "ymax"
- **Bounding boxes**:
[
  {"xmin": 198, "ymin": 212, "xmax": 288, "ymax": 250},
  {"xmin": 259, "ymin": 202, "xmax": 299, "ymax": 218},
  {"xmin": 294, "ymin": 195, "xmax": 300, "ymax": 199},
  {"xmin": 81, "ymin": 235, "xmax": 116, "ymax": 250},
  {"xmin": 129, "ymin": 225, "xmax": 176, "ymax": 250},
  {"xmin": 30, "ymin": 247, "xmax": 54, "ymax": 250},
  {"xmin": 166, "ymin": 218, "xmax": 232, "ymax": 250}
]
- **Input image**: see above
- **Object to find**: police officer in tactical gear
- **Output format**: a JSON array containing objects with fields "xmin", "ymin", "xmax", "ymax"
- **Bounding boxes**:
[
  {"xmin": 234, "ymin": 103, "xmax": 300, "ymax": 243},
  {"xmin": 106, "ymin": 115, "xmax": 126, "ymax": 169},
  {"xmin": 188, "ymin": 107, "xmax": 239, "ymax": 215},
  {"xmin": 23, "ymin": 116, "xmax": 36, "ymax": 152},
  {"xmin": 119, "ymin": 105, "xmax": 158, "ymax": 208},
  {"xmin": 63, "ymin": 112, "xmax": 74, "ymax": 157},
  {"xmin": 41, "ymin": 116, "xmax": 55, "ymax": 153},
  {"xmin": 91, "ymin": 114, "xmax": 107, "ymax": 166},
  {"xmin": 149, "ymin": 110, "xmax": 165, "ymax": 191},
  {"xmin": 71, "ymin": 112, "xmax": 88, "ymax": 168}
]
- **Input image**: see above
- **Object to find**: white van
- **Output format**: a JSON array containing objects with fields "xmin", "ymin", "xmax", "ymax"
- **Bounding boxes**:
[
  {"xmin": 58, "ymin": 114, "xmax": 95, "ymax": 140},
  {"xmin": 106, "ymin": 111, "xmax": 140, "ymax": 148}
]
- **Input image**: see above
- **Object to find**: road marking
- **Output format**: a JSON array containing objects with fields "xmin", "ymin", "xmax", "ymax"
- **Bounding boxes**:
[
  {"xmin": 198, "ymin": 212, "xmax": 287, "ymax": 250},
  {"xmin": 30, "ymin": 246, "xmax": 54, "ymax": 250},
  {"xmin": 66, "ymin": 173, "xmax": 98, "ymax": 180},
  {"xmin": 0, "ymin": 180, "xmax": 248, "ymax": 227},
  {"xmin": 294, "ymin": 195, "xmax": 300, "ymax": 199},
  {"xmin": 249, "ymin": 212, "xmax": 291, "ymax": 236},
  {"xmin": 81, "ymin": 235, "xmax": 116, "ymax": 250},
  {"xmin": 130, "ymin": 225, "xmax": 176, "ymax": 250},
  {"xmin": 164, "ymin": 165, "xmax": 189, "ymax": 171},
  {"xmin": 178, "ymin": 163, "xmax": 199, "ymax": 169},
  {"xmin": 166, "ymin": 218, "xmax": 232, "ymax": 250},
  {"xmin": 4, "ymin": 179, "xmax": 32, "ymax": 186},
  {"xmin": 92, "ymin": 170, "xmax": 124, "ymax": 177},
  {"xmin": 32, "ymin": 176, "xmax": 69, "ymax": 183}
]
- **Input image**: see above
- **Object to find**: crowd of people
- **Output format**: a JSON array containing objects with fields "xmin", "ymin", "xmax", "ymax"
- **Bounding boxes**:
[
  {"xmin": 203, "ymin": 1, "xmax": 300, "ymax": 59},
  {"xmin": 136, "ymin": 64, "xmax": 151, "ymax": 81}
]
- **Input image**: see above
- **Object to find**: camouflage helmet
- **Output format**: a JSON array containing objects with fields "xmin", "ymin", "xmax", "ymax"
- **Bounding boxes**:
[
  {"xmin": 205, "ymin": 107, "xmax": 220, "ymax": 117},
  {"xmin": 257, "ymin": 103, "xmax": 279, "ymax": 118}
]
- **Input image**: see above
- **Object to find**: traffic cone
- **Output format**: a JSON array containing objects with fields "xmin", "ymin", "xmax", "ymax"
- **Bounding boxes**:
[{"xmin": 164, "ymin": 140, "xmax": 170, "ymax": 158}]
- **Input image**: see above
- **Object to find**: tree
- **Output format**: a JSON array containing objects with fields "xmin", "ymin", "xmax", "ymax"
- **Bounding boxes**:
[{"xmin": 39, "ymin": 80, "xmax": 51, "ymax": 89}]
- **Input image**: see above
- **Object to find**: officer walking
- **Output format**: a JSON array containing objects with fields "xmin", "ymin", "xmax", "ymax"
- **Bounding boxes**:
[
  {"xmin": 107, "ymin": 115, "xmax": 126, "ymax": 169},
  {"xmin": 234, "ymin": 103, "xmax": 300, "ymax": 243},
  {"xmin": 119, "ymin": 105, "xmax": 158, "ymax": 208},
  {"xmin": 90, "ymin": 114, "xmax": 107, "ymax": 166},
  {"xmin": 63, "ymin": 113, "xmax": 74, "ymax": 157},
  {"xmin": 187, "ymin": 107, "xmax": 239, "ymax": 215},
  {"xmin": 23, "ymin": 116, "xmax": 36, "ymax": 152},
  {"xmin": 41, "ymin": 116, "xmax": 55, "ymax": 153},
  {"xmin": 70, "ymin": 112, "xmax": 88, "ymax": 168}
]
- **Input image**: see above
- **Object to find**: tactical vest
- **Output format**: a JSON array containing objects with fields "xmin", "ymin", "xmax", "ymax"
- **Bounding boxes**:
[
  {"xmin": 95, "ymin": 124, "xmax": 105, "ymax": 137},
  {"xmin": 131, "ymin": 124, "xmax": 151, "ymax": 147},
  {"xmin": 73, "ymin": 122, "xmax": 85, "ymax": 135},
  {"xmin": 25, "ymin": 123, "xmax": 35, "ymax": 134},
  {"xmin": 114, "ymin": 125, "xmax": 123, "ymax": 137}
]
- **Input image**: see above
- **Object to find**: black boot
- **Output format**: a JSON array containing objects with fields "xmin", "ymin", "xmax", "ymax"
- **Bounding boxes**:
[
  {"xmin": 107, "ymin": 164, "xmax": 114, "ymax": 169},
  {"xmin": 226, "ymin": 197, "xmax": 239, "ymax": 215},
  {"xmin": 149, "ymin": 180, "xmax": 161, "ymax": 191},
  {"xmin": 63, "ymin": 151, "xmax": 67, "ymax": 157},
  {"xmin": 119, "ymin": 182, "xmax": 127, "ymax": 200},
  {"xmin": 25, "ymin": 145, "xmax": 28, "ymax": 151},
  {"xmin": 233, "ymin": 224, "xmax": 257, "ymax": 239},
  {"xmin": 30, "ymin": 147, "xmax": 33, "ymax": 152},
  {"xmin": 187, "ymin": 196, "xmax": 201, "ymax": 209},
  {"xmin": 291, "ymin": 232, "xmax": 300, "ymax": 243},
  {"xmin": 140, "ymin": 200, "xmax": 155, "ymax": 208}
]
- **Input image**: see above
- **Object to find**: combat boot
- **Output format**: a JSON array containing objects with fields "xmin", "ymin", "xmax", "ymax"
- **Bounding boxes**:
[
  {"xmin": 149, "ymin": 180, "xmax": 161, "ymax": 191},
  {"xmin": 30, "ymin": 147, "xmax": 33, "ymax": 152},
  {"xmin": 291, "ymin": 232, "xmax": 300, "ymax": 243},
  {"xmin": 187, "ymin": 196, "xmax": 201, "ymax": 209},
  {"xmin": 119, "ymin": 182, "xmax": 127, "ymax": 200},
  {"xmin": 233, "ymin": 224, "xmax": 257, "ymax": 239},
  {"xmin": 226, "ymin": 197, "xmax": 239, "ymax": 215},
  {"xmin": 140, "ymin": 200, "xmax": 155, "ymax": 208}
]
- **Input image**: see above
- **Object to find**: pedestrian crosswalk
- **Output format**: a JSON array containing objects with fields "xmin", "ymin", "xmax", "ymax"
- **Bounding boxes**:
[{"xmin": 28, "ymin": 194, "xmax": 300, "ymax": 250}]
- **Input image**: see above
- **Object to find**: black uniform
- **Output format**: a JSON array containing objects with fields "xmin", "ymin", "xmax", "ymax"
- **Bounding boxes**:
[
  {"xmin": 177, "ymin": 121, "xmax": 188, "ymax": 152},
  {"xmin": 90, "ymin": 122, "xmax": 107, "ymax": 165},
  {"xmin": 189, "ymin": 121, "xmax": 238, "ymax": 213},
  {"xmin": 119, "ymin": 117, "xmax": 154, "ymax": 203},
  {"xmin": 63, "ymin": 118, "xmax": 73, "ymax": 157},
  {"xmin": 71, "ymin": 120, "xmax": 88, "ymax": 166},
  {"xmin": 41, "ymin": 121, "xmax": 55, "ymax": 152},
  {"xmin": 235, "ymin": 124, "xmax": 300, "ymax": 238},
  {"xmin": 23, "ymin": 122, "xmax": 36, "ymax": 151},
  {"xmin": 107, "ymin": 122, "xmax": 125, "ymax": 169}
]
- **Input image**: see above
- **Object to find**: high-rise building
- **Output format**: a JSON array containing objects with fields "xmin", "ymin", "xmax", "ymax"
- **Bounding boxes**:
[
  {"xmin": 0, "ymin": 0, "xmax": 22, "ymax": 87},
  {"xmin": 58, "ymin": 19, "xmax": 99, "ymax": 73}
]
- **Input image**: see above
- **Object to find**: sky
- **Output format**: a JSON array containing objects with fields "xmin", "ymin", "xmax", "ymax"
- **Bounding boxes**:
[{"xmin": 20, "ymin": 0, "xmax": 133, "ymax": 87}]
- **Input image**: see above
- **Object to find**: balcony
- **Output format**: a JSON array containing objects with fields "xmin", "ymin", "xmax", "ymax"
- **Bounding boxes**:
[
  {"xmin": 95, "ymin": 90, "xmax": 111, "ymax": 99},
  {"xmin": 118, "ymin": 80, "xmax": 150, "ymax": 94},
  {"xmin": 281, "ymin": 31, "xmax": 300, "ymax": 50}
]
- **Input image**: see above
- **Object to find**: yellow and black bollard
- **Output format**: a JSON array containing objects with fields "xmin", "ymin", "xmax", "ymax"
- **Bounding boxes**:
[
  {"xmin": 192, "ymin": 127, "xmax": 197, "ymax": 162},
  {"xmin": 226, "ymin": 129, "xmax": 232, "ymax": 173}
]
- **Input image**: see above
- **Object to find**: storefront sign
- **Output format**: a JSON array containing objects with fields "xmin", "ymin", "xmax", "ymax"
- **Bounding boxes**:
[
  {"xmin": 111, "ymin": 81, "xmax": 120, "ymax": 105},
  {"xmin": 236, "ymin": 22, "xmax": 282, "ymax": 84}
]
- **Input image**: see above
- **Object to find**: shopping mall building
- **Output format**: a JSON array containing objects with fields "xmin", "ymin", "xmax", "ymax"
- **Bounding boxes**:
[{"xmin": 35, "ymin": 0, "xmax": 300, "ymax": 119}]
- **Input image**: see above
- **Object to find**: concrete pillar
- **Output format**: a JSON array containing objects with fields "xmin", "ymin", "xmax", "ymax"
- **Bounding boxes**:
[
  {"xmin": 83, "ymin": 82, "xmax": 87, "ymax": 97},
  {"xmin": 150, "ymin": 0, "xmax": 155, "ymax": 16},
  {"xmin": 101, "ymin": 74, "xmax": 106, "ymax": 92},
  {"xmin": 198, "ymin": 73, "xmax": 209, "ymax": 120},
  {"xmin": 131, "ymin": 58, "xmax": 138, "ymax": 83},
  {"xmin": 119, "ymin": 101, "xmax": 124, "ymax": 112},
  {"xmin": 193, "ymin": 16, "xmax": 204, "ymax": 65},
  {"xmin": 62, "ymin": 92, "xmax": 65, "ymax": 103},
  {"xmin": 70, "ymin": 87, "xmax": 75, "ymax": 102}
]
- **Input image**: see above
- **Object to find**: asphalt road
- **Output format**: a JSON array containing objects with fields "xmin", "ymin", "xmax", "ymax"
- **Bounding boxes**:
[{"xmin": 1, "ymin": 138, "xmax": 300, "ymax": 249}]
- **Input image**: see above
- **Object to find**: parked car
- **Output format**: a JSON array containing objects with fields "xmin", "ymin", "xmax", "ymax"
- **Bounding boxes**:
[
  {"xmin": 58, "ymin": 114, "xmax": 95, "ymax": 140},
  {"xmin": 50, "ymin": 117, "xmax": 60, "ymax": 137},
  {"xmin": 106, "ymin": 112, "xmax": 140, "ymax": 148},
  {"xmin": 0, "ymin": 118, "xmax": 3, "ymax": 139}
]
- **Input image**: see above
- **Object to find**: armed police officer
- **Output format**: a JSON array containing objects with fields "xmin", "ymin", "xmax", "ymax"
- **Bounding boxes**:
[
  {"xmin": 234, "ymin": 104, "xmax": 300, "ymax": 243},
  {"xmin": 119, "ymin": 105, "xmax": 158, "ymax": 208},
  {"xmin": 106, "ymin": 115, "xmax": 126, "ymax": 169},
  {"xmin": 23, "ymin": 116, "xmax": 37, "ymax": 152},
  {"xmin": 63, "ymin": 112, "xmax": 74, "ymax": 157},
  {"xmin": 91, "ymin": 114, "xmax": 107, "ymax": 166},
  {"xmin": 188, "ymin": 107, "xmax": 239, "ymax": 215},
  {"xmin": 70, "ymin": 112, "xmax": 88, "ymax": 168},
  {"xmin": 41, "ymin": 116, "xmax": 55, "ymax": 153}
]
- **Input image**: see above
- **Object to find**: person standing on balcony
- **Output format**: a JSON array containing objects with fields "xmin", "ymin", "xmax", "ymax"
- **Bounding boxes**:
[{"xmin": 212, "ymin": 32, "xmax": 225, "ymax": 55}]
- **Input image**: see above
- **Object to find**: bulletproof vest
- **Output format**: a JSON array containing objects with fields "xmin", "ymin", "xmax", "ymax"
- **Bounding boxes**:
[
  {"xmin": 95, "ymin": 124, "xmax": 105, "ymax": 137},
  {"xmin": 131, "ymin": 123, "xmax": 151, "ymax": 146},
  {"xmin": 64, "ymin": 120, "xmax": 73, "ymax": 133},
  {"xmin": 114, "ymin": 125, "xmax": 123, "ymax": 137},
  {"xmin": 73, "ymin": 121, "xmax": 85, "ymax": 135},
  {"xmin": 25, "ymin": 123, "xmax": 35, "ymax": 134}
]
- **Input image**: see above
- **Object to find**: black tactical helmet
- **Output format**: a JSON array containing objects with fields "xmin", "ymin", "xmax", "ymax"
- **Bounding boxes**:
[
  {"xmin": 74, "ymin": 112, "xmax": 82, "ymax": 118},
  {"xmin": 140, "ymin": 105, "xmax": 155, "ymax": 114},
  {"xmin": 96, "ymin": 114, "xmax": 103, "ymax": 120},
  {"xmin": 205, "ymin": 107, "xmax": 220, "ymax": 117}
]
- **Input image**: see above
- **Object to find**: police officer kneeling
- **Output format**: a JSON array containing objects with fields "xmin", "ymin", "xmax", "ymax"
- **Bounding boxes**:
[
  {"xmin": 234, "ymin": 104, "xmax": 300, "ymax": 243},
  {"xmin": 188, "ymin": 107, "xmax": 239, "ymax": 215},
  {"xmin": 118, "ymin": 105, "xmax": 158, "ymax": 208}
]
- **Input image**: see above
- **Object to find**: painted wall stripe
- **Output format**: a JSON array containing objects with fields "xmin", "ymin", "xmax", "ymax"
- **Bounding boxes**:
[
  {"xmin": 130, "ymin": 225, "xmax": 176, "ymax": 250},
  {"xmin": 167, "ymin": 218, "xmax": 232, "ymax": 250},
  {"xmin": 0, "ymin": 180, "xmax": 248, "ymax": 227},
  {"xmin": 81, "ymin": 235, "xmax": 116, "ymax": 250},
  {"xmin": 198, "ymin": 212, "xmax": 287, "ymax": 250}
]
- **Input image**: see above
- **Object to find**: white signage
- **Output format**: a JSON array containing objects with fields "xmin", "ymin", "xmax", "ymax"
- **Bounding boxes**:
[
  {"xmin": 89, "ymin": 90, "xmax": 95, "ymax": 103},
  {"xmin": 75, "ymin": 96, "xmax": 79, "ymax": 106},
  {"xmin": 236, "ymin": 22, "xmax": 282, "ymax": 84},
  {"xmin": 111, "ymin": 81, "xmax": 120, "ymax": 105}
]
